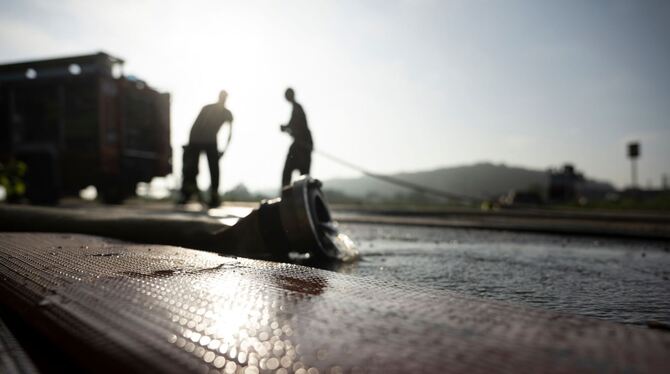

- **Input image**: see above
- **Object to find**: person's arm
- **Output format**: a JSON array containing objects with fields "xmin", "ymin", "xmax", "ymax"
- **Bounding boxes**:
[
  {"xmin": 223, "ymin": 113, "xmax": 233, "ymax": 152},
  {"xmin": 225, "ymin": 122, "xmax": 233, "ymax": 149},
  {"xmin": 280, "ymin": 107, "xmax": 295, "ymax": 134}
]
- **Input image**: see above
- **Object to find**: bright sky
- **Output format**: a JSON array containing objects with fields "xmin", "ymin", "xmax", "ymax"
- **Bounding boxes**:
[{"xmin": 1, "ymin": 0, "xmax": 669, "ymax": 192}]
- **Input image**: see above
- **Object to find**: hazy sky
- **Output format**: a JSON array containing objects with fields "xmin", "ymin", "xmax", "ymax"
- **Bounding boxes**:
[{"xmin": 1, "ymin": 0, "xmax": 669, "ymax": 191}]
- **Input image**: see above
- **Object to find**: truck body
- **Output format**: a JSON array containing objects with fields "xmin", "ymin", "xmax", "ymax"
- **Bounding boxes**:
[{"xmin": 0, "ymin": 52, "xmax": 171, "ymax": 203}]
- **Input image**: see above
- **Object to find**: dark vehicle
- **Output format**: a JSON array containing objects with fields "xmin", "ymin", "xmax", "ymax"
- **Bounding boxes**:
[{"xmin": 0, "ymin": 52, "xmax": 171, "ymax": 204}]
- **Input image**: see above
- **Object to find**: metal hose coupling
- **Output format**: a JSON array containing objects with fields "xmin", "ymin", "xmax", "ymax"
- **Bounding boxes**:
[{"xmin": 215, "ymin": 176, "xmax": 359, "ymax": 263}]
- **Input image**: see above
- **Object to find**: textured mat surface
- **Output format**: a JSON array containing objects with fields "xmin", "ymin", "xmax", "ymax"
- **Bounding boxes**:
[
  {"xmin": 0, "ymin": 232, "xmax": 669, "ymax": 373},
  {"xmin": 0, "ymin": 314, "xmax": 38, "ymax": 374}
]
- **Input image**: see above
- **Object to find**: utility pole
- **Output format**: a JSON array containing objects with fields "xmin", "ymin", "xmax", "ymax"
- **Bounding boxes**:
[{"xmin": 627, "ymin": 142, "xmax": 640, "ymax": 189}]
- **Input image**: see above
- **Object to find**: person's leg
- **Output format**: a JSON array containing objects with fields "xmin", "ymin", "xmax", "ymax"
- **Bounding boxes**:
[
  {"xmin": 205, "ymin": 144, "xmax": 220, "ymax": 206},
  {"xmin": 291, "ymin": 149, "xmax": 311, "ymax": 179},
  {"xmin": 300, "ymin": 151, "xmax": 312, "ymax": 176},
  {"xmin": 282, "ymin": 146, "xmax": 296, "ymax": 188},
  {"xmin": 179, "ymin": 145, "xmax": 199, "ymax": 203},
  {"xmin": 205, "ymin": 145, "xmax": 219, "ymax": 193}
]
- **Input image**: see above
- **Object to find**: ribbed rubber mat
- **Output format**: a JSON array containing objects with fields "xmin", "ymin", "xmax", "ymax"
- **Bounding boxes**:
[
  {"xmin": 0, "ymin": 314, "xmax": 39, "ymax": 374},
  {"xmin": 0, "ymin": 233, "xmax": 668, "ymax": 373}
]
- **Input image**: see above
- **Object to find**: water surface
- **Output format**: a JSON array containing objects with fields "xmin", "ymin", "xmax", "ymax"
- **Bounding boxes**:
[{"xmin": 339, "ymin": 223, "xmax": 670, "ymax": 326}]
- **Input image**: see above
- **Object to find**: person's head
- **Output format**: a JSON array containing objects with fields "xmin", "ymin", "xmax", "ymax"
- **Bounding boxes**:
[
  {"xmin": 218, "ymin": 90, "xmax": 228, "ymax": 105},
  {"xmin": 284, "ymin": 87, "xmax": 295, "ymax": 103}
]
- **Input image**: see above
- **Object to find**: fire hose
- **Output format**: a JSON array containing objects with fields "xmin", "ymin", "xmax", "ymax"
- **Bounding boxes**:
[{"xmin": 0, "ymin": 177, "xmax": 359, "ymax": 265}]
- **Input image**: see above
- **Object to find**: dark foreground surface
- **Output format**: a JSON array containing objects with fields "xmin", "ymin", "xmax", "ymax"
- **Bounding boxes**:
[
  {"xmin": 339, "ymin": 223, "xmax": 670, "ymax": 326},
  {"xmin": 1, "ymin": 232, "xmax": 669, "ymax": 373}
]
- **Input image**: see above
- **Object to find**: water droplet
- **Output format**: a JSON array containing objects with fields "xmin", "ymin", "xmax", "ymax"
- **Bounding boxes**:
[
  {"xmin": 212, "ymin": 356, "xmax": 226, "ymax": 368},
  {"xmin": 243, "ymin": 366, "xmax": 259, "ymax": 374},
  {"xmin": 266, "ymin": 357, "xmax": 280, "ymax": 370},
  {"xmin": 203, "ymin": 351, "xmax": 215, "ymax": 363},
  {"xmin": 224, "ymin": 361, "xmax": 237, "ymax": 373}
]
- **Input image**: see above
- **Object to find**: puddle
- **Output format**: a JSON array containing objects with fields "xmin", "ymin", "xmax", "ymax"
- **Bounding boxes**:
[
  {"xmin": 342, "ymin": 223, "xmax": 670, "ymax": 326},
  {"xmin": 120, "ymin": 263, "xmax": 237, "ymax": 278}
]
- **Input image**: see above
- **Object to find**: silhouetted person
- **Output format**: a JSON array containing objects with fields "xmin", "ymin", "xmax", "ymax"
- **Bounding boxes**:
[
  {"xmin": 280, "ymin": 88, "xmax": 313, "ymax": 188},
  {"xmin": 179, "ymin": 90, "xmax": 233, "ymax": 207}
]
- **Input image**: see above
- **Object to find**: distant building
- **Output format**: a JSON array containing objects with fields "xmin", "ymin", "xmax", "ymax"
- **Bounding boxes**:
[
  {"xmin": 547, "ymin": 164, "xmax": 616, "ymax": 204},
  {"xmin": 548, "ymin": 164, "xmax": 584, "ymax": 202}
]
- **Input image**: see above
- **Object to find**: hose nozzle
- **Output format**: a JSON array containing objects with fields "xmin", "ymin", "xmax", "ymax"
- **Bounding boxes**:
[{"xmin": 217, "ymin": 176, "xmax": 359, "ymax": 262}]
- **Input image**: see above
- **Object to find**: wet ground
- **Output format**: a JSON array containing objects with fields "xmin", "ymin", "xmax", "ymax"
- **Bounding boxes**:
[
  {"xmin": 337, "ymin": 223, "xmax": 670, "ymax": 326},
  {"xmin": 5, "ymin": 201, "xmax": 670, "ymax": 327}
]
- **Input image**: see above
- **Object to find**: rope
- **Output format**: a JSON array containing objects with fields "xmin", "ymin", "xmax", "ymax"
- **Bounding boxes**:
[{"xmin": 296, "ymin": 141, "xmax": 480, "ymax": 203}]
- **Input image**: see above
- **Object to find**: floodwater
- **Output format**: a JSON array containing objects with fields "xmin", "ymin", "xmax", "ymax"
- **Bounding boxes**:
[{"xmin": 337, "ymin": 223, "xmax": 670, "ymax": 326}]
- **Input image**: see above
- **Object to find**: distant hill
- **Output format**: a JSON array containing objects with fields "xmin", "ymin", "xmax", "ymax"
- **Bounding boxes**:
[{"xmin": 322, "ymin": 162, "xmax": 614, "ymax": 200}]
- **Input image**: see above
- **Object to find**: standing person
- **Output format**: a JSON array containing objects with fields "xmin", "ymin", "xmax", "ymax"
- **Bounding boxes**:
[
  {"xmin": 280, "ymin": 87, "xmax": 313, "ymax": 188},
  {"xmin": 179, "ymin": 90, "xmax": 233, "ymax": 207}
]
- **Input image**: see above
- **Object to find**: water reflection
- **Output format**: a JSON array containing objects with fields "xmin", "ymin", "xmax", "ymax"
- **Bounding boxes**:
[{"xmin": 159, "ymin": 268, "xmax": 328, "ymax": 373}]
